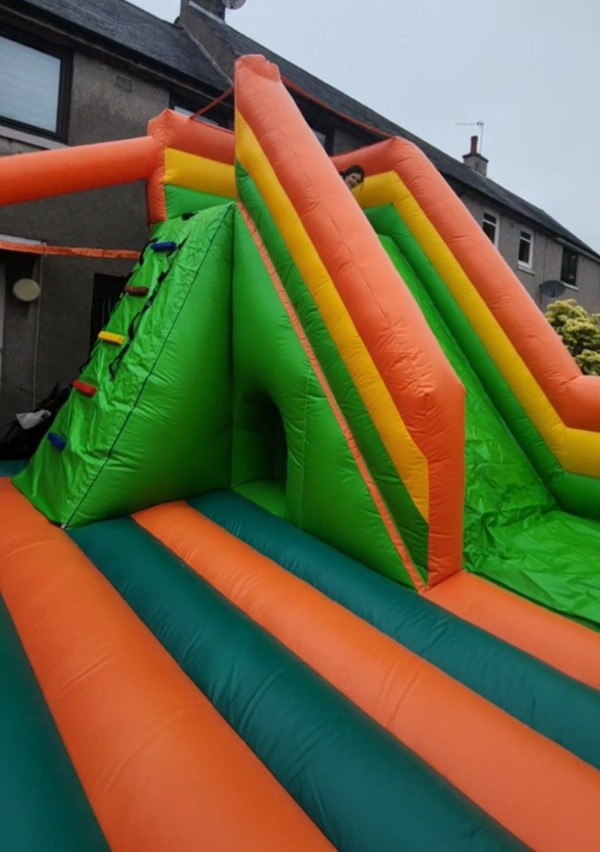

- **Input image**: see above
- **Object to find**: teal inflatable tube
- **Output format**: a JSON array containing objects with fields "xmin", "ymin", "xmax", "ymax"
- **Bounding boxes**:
[
  {"xmin": 0, "ymin": 598, "xmax": 108, "ymax": 851},
  {"xmin": 0, "ymin": 460, "xmax": 28, "ymax": 477},
  {"xmin": 71, "ymin": 518, "xmax": 520, "ymax": 852},
  {"xmin": 191, "ymin": 491, "xmax": 600, "ymax": 771}
]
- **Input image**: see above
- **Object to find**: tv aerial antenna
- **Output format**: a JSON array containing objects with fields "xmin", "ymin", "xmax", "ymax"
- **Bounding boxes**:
[{"xmin": 456, "ymin": 120, "xmax": 485, "ymax": 152}]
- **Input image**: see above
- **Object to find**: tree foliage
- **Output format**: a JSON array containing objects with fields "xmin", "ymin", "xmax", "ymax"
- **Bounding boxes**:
[{"xmin": 545, "ymin": 299, "xmax": 600, "ymax": 376}]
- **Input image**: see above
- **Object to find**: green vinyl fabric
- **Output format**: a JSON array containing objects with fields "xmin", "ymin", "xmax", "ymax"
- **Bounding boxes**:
[
  {"xmin": 14, "ymin": 206, "xmax": 234, "ymax": 526},
  {"xmin": 231, "ymin": 209, "xmax": 418, "ymax": 583},
  {"xmin": 164, "ymin": 184, "xmax": 232, "ymax": 219},
  {"xmin": 0, "ymin": 597, "xmax": 108, "ymax": 852},
  {"xmin": 70, "ymin": 517, "xmax": 521, "ymax": 852},
  {"xmin": 15, "ymin": 198, "xmax": 427, "ymax": 589},
  {"xmin": 236, "ymin": 166, "xmax": 429, "ymax": 582},
  {"xmin": 368, "ymin": 206, "xmax": 600, "ymax": 628}
]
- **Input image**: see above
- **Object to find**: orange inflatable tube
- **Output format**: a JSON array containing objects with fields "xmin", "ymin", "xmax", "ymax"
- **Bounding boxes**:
[
  {"xmin": 0, "ymin": 136, "xmax": 157, "ymax": 207},
  {"xmin": 335, "ymin": 137, "xmax": 600, "ymax": 432},
  {"xmin": 136, "ymin": 501, "xmax": 600, "ymax": 852},
  {"xmin": 425, "ymin": 572, "xmax": 600, "ymax": 690},
  {"xmin": 147, "ymin": 109, "xmax": 235, "ymax": 163},
  {"xmin": 0, "ymin": 481, "xmax": 332, "ymax": 852}
]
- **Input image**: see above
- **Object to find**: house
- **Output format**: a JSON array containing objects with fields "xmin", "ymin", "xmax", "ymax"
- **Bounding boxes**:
[{"xmin": 0, "ymin": 0, "xmax": 597, "ymax": 423}]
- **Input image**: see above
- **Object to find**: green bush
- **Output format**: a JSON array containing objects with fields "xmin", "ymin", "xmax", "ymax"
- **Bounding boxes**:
[{"xmin": 545, "ymin": 299, "xmax": 600, "ymax": 376}]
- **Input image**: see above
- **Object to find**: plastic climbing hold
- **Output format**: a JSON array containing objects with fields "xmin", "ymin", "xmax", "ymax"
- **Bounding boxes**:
[
  {"xmin": 47, "ymin": 432, "xmax": 66, "ymax": 451},
  {"xmin": 72, "ymin": 380, "xmax": 97, "ymax": 398},
  {"xmin": 124, "ymin": 286, "xmax": 149, "ymax": 297},
  {"xmin": 151, "ymin": 241, "xmax": 178, "ymax": 253},
  {"xmin": 98, "ymin": 331, "xmax": 125, "ymax": 346}
]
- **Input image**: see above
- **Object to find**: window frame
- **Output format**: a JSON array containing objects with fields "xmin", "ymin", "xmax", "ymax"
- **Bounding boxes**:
[
  {"xmin": 0, "ymin": 26, "xmax": 72, "ymax": 142},
  {"xmin": 560, "ymin": 247, "xmax": 579, "ymax": 289},
  {"xmin": 482, "ymin": 210, "xmax": 499, "ymax": 247},
  {"xmin": 517, "ymin": 229, "xmax": 534, "ymax": 271},
  {"xmin": 170, "ymin": 97, "xmax": 233, "ymax": 130}
]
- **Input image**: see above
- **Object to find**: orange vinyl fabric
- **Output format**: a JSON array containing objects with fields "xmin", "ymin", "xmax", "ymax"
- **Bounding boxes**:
[
  {"xmin": 0, "ymin": 137, "xmax": 157, "ymax": 207},
  {"xmin": 425, "ymin": 572, "xmax": 600, "ymax": 690},
  {"xmin": 0, "ymin": 481, "xmax": 333, "ymax": 852},
  {"xmin": 147, "ymin": 109, "xmax": 235, "ymax": 163},
  {"xmin": 335, "ymin": 138, "xmax": 600, "ymax": 433},
  {"xmin": 146, "ymin": 110, "xmax": 235, "ymax": 223},
  {"xmin": 136, "ymin": 501, "xmax": 600, "ymax": 852},
  {"xmin": 235, "ymin": 56, "xmax": 465, "ymax": 587}
]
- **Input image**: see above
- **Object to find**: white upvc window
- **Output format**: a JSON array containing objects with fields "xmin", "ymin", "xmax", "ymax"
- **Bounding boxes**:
[
  {"xmin": 482, "ymin": 211, "xmax": 499, "ymax": 247},
  {"xmin": 0, "ymin": 32, "xmax": 69, "ymax": 139},
  {"xmin": 518, "ymin": 229, "xmax": 534, "ymax": 270}
]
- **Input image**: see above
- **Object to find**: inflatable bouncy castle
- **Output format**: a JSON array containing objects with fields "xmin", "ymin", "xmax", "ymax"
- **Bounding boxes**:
[{"xmin": 2, "ymin": 55, "xmax": 600, "ymax": 851}]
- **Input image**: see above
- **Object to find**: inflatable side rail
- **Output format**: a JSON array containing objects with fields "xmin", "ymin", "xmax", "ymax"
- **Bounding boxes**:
[
  {"xmin": 234, "ymin": 56, "xmax": 465, "ymax": 586},
  {"xmin": 334, "ymin": 141, "xmax": 600, "ymax": 514},
  {"xmin": 0, "ymin": 136, "xmax": 157, "ymax": 207},
  {"xmin": 0, "ymin": 110, "xmax": 235, "ymax": 225}
]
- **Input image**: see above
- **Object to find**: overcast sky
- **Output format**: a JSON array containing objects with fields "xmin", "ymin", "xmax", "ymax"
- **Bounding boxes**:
[{"xmin": 130, "ymin": 0, "xmax": 600, "ymax": 251}]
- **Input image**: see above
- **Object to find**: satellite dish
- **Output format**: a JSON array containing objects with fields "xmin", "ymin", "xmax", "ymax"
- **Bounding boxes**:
[
  {"xmin": 539, "ymin": 279, "xmax": 566, "ymax": 299},
  {"xmin": 221, "ymin": 0, "xmax": 246, "ymax": 9}
]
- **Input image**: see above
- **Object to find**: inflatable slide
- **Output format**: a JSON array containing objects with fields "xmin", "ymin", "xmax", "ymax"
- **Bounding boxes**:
[{"xmin": 2, "ymin": 55, "xmax": 600, "ymax": 850}]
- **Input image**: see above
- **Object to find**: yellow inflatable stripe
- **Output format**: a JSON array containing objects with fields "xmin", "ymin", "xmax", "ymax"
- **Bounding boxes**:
[
  {"xmin": 361, "ymin": 172, "xmax": 600, "ymax": 477},
  {"xmin": 98, "ymin": 331, "xmax": 125, "ymax": 346},
  {"xmin": 236, "ymin": 113, "xmax": 429, "ymax": 519},
  {"xmin": 164, "ymin": 148, "xmax": 235, "ymax": 199}
]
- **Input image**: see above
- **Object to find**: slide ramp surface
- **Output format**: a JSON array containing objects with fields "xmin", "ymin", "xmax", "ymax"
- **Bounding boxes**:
[{"xmin": 377, "ymin": 228, "xmax": 600, "ymax": 626}]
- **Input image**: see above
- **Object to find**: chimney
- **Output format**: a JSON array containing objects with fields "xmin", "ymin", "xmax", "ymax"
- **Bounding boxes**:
[{"xmin": 462, "ymin": 135, "xmax": 488, "ymax": 177}]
